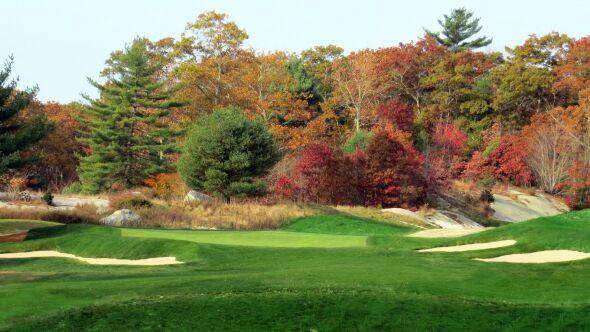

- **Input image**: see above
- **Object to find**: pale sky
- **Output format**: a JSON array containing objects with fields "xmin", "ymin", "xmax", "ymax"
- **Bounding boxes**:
[{"xmin": 2, "ymin": 0, "xmax": 588, "ymax": 103}]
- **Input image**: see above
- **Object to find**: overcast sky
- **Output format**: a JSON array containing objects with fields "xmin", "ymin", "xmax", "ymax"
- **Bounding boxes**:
[{"xmin": 2, "ymin": 0, "xmax": 588, "ymax": 103}]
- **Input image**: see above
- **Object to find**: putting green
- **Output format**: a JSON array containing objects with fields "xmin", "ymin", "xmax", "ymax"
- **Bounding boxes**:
[{"xmin": 122, "ymin": 228, "xmax": 368, "ymax": 248}]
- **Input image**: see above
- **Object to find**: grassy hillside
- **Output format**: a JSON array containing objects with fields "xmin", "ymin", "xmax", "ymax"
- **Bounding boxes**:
[{"xmin": 1, "ymin": 210, "xmax": 590, "ymax": 330}]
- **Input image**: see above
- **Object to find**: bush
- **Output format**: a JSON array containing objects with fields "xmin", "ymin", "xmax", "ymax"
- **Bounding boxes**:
[
  {"xmin": 0, "ymin": 204, "xmax": 100, "ymax": 224},
  {"xmin": 144, "ymin": 173, "xmax": 186, "ymax": 200},
  {"xmin": 463, "ymin": 135, "xmax": 534, "ymax": 186},
  {"xmin": 62, "ymin": 182, "xmax": 82, "ymax": 195},
  {"xmin": 178, "ymin": 108, "xmax": 281, "ymax": 201},
  {"xmin": 487, "ymin": 135, "xmax": 535, "ymax": 186},
  {"xmin": 562, "ymin": 162, "xmax": 590, "ymax": 210},
  {"xmin": 479, "ymin": 175, "xmax": 496, "ymax": 203},
  {"xmin": 110, "ymin": 193, "xmax": 153, "ymax": 210},
  {"xmin": 42, "ymin": 191, "xmax": 54, "ymax": 206}
]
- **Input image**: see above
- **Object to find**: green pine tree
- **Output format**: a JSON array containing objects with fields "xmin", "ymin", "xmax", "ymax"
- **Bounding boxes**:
[
  {"xmin": 0, "ymin": 57, "xmax": 52, "ymax": 175},
  {"xmin": 425, "ymin": 8, "xmax": 492, "ymax": 52},
  {"xmin": 178, "ymin": 107, "xmax": 281, "ymax": 201},
  {"xmin": 77, "ymin": 38, "xmax": 184, "ymax": 194}
]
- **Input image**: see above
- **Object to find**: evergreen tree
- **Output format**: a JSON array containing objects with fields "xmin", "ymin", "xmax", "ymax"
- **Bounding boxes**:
[
  {"xmin": 178, "ymin": 107, "xmax": 281, "ymax": 201},
  {"xmin": 0, "ymin": 57, "xmax": 52, "ymax": 174},
  {"xmin": 425, "ymin": 8, "xmax": 492, "ymax": 52},
  {"xmin": 77, "ymin": 38, "xmax": 184, "ymax": 193}
]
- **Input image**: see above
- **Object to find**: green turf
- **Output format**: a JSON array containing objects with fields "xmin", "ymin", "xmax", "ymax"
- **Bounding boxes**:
[
  {"xmin": 122, "ymin": 228, "xmax": 368, "ymax": 248},
  {"xmin": 1, "ymin": 211, "xmax": 590, "ymax": 331},
  {"xmin": 0, "ymin": 219, "xmax": 58, "ymax": 235},
  {"xmin": 282, "ymin": 214, "xmax": 412, "ymax": 235}
]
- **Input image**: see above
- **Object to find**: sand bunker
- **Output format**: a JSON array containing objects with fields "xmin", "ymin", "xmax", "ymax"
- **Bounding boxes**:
[
  {"xmin": 409, "ymin": 228, "xmax": 487, "ymax": 238},
  {"xmin": 476, "ymin": 250, "xmax": 590, "ymax": 263},
  {"xmin": 419, "ymin": 240, "xmax": 516, "ymax": 252},
  {"xmin": 0, "ymin": 250, "xmax": 182, "ymax": 266}
]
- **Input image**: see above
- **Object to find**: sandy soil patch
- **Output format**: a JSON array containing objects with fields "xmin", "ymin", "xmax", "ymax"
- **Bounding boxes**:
[
  {"xmin": 408, "ymin": 228, "xmax": 488, "ymax": 238},
  {"xmin": 0, "ymin": 232, "xmax": 27, "ymax": 243},
  {"xmin": 0, "ymin": 250, "xmax": 182, "ymax": 266},
  {"xmin": 419, "ymin": 240, "xmax": 516, "ymax": 252},
  {"xmin": 476, "ymin": 250, "xmax": 590, "ymax": 263}
]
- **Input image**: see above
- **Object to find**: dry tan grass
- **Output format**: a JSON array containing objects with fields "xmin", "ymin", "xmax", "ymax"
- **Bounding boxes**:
[
  {"xmin": 0, "ymin": 204, "xmax": 102, "ymax": 224},
  {"xmin": 334, "ymin": 206, "xmax": 431, "ymax": 228},
  {"xmin": 137, "ymin": 202, "xmax": 323, "ymax": 230}
]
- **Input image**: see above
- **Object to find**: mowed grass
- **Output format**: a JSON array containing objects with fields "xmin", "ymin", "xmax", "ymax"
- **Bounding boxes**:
[
  {"xmin": 0, "ymin": 219, "xmax": 58, "ymax": 235},
  {"xmin": 1, "ymin": 210, "xmax": 590, "ymax": 330},
  {"xmin": 121, "ymin": 214, "xmax": 407, "ymax": 248},
  {"xmin": 123, "ymin": 228, "xmax": 367, "ymax": 248}
]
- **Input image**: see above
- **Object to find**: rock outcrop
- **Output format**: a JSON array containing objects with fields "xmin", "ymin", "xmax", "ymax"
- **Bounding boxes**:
[
  {"xmin": 491, "ymin": 190, "xmax": 568, "ymax": 222},
  {"xmin": 99, "ymin": 209, "xmax": 141, "ymax": 227},
  {"xmin": 184, "ymin": 190, "xmax": 211, "ymax": 204}
]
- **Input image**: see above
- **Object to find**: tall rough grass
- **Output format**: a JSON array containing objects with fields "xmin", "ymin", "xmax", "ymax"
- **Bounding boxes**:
[
  {"xmin": 136, "ymin": 202, "xmax": 320, "ymax": 230},
  {"xmin": 0, "ymin": 204, "xmax": 102, "ymax": 224}
]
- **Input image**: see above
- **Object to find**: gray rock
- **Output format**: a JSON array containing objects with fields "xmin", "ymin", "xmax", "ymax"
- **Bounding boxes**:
[
  {"xmin": 184, "ymin": 190, "xmax": 211, "ymax": 204},
  {"xmin": 100, "ymin": 209, "xmax": 141, "ymax": 227},
  {"xmin": 492, "ymin": 191, "xmax": 568, "ymax": 222}
]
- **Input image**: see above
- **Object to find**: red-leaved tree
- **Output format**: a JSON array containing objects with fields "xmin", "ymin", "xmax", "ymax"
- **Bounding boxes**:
[
  {"xmin": 487, "ymin": 135, "xmax": 535, "ymax": 185},
  {"xmin": 376, "ymin": 97, "xmax": 414, "ymax": 131},
  {"xmin": 562, "ymin": 161, "xmax": 590, "ymax": 210},
  {"xmin": 364, "ymin": 127, "xmax": 427, "ymax": 208},
  {"xmin": 424, "ymin": 123, "xmax": 468, "ymax": 189}
]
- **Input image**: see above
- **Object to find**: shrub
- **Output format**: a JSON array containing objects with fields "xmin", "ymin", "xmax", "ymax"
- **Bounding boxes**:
[
  {"xmin": 463, "ymin": 151, "xmax": 492, "ymax": 181},
  {"xmin": 487, "ymin": 135, "xmax": 535, "ymax": 186},
  {"xmin": 562, "ymin": 162, "xmax": 590, "ymax": 210},
  {"xmin": 479, "ymin": 175, "xmax": 496, "ymax": 203},
  {"xmin": 432, "ymin": 123, "xmax": 468, "ymax": 154},
  {"xmin": 272, "ymin": 176, "xmax": 299, "ymax": 201},
  {"xmin": 144, "ymin": 173, "xmax": 186, "ymax": 200},
  {"xmin": 293, "ymin": 143, "xmax": 334, "ymax": 202},
  {"xmin": 61, "ymin": 181, "xmax": 82, "ymax": 195},
  {"xmin": 463, "ymin": 135, "xmax": 535, "ymax": 186},
  {"xmin": 0, "ymin": 204, "xmax": 100, "ymax": 224},
  {"xmin": 178, "ymin": 108, "xmax": 281, "ymax": 201},
  {"xmin": 42, "ymin": 191, "xmax": 54, "ymax": 206},
  {"xmin": 278, "ymin": 144, "xmax": 367, "ymax": 206},
  {"xmin": 110, "ymin": 193, "xmax": 153, "ymax": 210},
  {"xmin": 424, "ymin": 123, "xmax": 468, "ymax": 189}
]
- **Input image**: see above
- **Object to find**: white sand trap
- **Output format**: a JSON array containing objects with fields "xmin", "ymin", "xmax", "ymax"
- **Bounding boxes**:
[
  {"xmin": 0, "ymin": 250, "xmax": 182, "ymax": 266},
  {"xmin": 476, "ymin": 250, "xmax": 590, "ymax": 263},
  {"xmin": 419, "ymin": 240, "xmax": 516, "ymax": 252},
  {"xmin": 409, "ymin": 228, "xmax": 487, "ymax": 238}
]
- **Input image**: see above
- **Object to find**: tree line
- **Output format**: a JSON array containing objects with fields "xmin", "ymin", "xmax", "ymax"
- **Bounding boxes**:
[{"xmin": 1, "ymin": 8, "xmax": 589, "ymax": 209}]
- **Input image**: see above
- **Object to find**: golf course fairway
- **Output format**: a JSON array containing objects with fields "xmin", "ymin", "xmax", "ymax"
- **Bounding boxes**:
[{"xmin": 1, "ymin": 211, "xmax": 590, "ymax": 331}]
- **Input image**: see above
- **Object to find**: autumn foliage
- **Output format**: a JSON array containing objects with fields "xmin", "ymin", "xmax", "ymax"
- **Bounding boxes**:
[
  {"xmin": 464, "ymin": 135, "xmax": 534, "ymax": 186},
  {"xmin": 364, "ymin": 127, "xmax": 427, "ymax": 208},
  {"xmin": 6, "ymin": 10, "xmax": 590, "ymax": 208}
]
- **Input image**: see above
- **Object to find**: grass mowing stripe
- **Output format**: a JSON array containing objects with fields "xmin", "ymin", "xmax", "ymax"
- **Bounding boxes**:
[
  {"xmin": 121, "ymin": 228, "xmax": 368, "ymax": 248},
  {"xmin": 3, "ymin": 210, "xmax": 590, "ymax": 330}
]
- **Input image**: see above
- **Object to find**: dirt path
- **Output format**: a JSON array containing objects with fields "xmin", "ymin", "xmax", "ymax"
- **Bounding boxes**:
[
  {"xmin": 408, "ymin": 229, "xmax": 487, "ymax": 238},
  {"xmin": 476, "ymin": 250, "xmax": 590, "ymax": 263},
  {"xmin": 419, "ymin": 240, "xmax": 516, "ymax": 252},
  {"xmin": 0, "ymin": 250, "xmax": 182, "ymax": 266}
]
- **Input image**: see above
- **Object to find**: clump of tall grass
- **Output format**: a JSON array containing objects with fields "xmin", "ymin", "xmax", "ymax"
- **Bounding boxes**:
[
  {"xmin": 0, "ymin": 204, "xmax": 102, "ymax": 224},
  {"xmin": 136, "ymin": 201, "xmax": 321, "ymax": 230}
]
